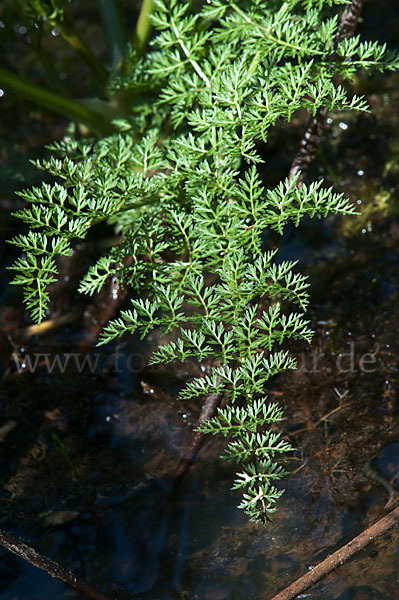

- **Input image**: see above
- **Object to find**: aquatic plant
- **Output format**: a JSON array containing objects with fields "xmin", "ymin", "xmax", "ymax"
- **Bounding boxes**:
[{"xmin": 8, "ymin": 0, "xmax": 399, "ymax": 524}]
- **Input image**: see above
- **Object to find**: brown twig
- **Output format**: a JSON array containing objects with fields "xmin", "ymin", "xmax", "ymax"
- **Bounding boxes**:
[
  {"xmin": 335, "ymin": 0, "xmax": 365, "ymax": 45},
  {"xmin": 286, "ymin": 394, "xmax": 351, "ymax": 437},
  {"xmin": 288, "ymin": 107, "xmax": 328, "ymax": 184},
  {"xmin": 0, "ymin": 527, "xmax": 114, "ymax": 600},
  {"xmin": 269, "ymin": 504, "xmax": 399, "ymax": 600},
  {"xmin": 289, "ymin": 0, "xmax": 365, "ymax": 185}
]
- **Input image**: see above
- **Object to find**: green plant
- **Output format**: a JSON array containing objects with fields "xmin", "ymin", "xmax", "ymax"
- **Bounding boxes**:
[{"xmin": 8, "ymin": 0, "xmax": 399, "ymax": 524}]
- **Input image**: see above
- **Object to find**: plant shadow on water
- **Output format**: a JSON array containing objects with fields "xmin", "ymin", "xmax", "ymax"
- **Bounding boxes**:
[{"xmin": 1, "ymin": 9, "xmax": 399, "ymax": 600}]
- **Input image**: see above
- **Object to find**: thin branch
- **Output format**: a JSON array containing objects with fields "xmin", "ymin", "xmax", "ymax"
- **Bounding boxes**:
[
  {"xmin": 269, "ymin": 504, "xmax": 399, "ymax": 600},
  {"xmin": 289, "ymin": 0, "xmax": 365, "ymax": 185},
  {"xmin": 285, "ymin": 396, "xmax": 351, "ymax": 437},
  {"xmin": 0, "ymin": 528, "xmax": 114, "ymax": 600}
]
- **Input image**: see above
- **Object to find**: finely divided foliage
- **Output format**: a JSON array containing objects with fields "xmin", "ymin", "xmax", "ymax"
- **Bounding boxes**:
[{"xmin": 9, "ymin": 0, "xmax": 399, "ymax": 522}]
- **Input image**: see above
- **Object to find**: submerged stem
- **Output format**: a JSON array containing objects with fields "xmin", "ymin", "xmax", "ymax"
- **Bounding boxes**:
[
  {"xmin": 0, "ymin": 68, "xmax": 114, "ymax": 136},
  {"xmin": 0, "ymin": 528, "xmax": 113, "ymax": 600}
]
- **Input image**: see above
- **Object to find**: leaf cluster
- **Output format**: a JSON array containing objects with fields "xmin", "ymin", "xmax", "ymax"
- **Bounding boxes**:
[{"xmin": 9, "ymin": 0, "xmax": 399, "ymax": 522}]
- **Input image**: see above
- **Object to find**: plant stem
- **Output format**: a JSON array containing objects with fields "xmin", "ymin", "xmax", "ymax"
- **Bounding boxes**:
[
  {"xmin": 134, "ymin": 0, "xmax": 154, "ymax": 53},
  {"xmin": 0, "ymin": 68, "xmax": 114, "ymax": 136}
]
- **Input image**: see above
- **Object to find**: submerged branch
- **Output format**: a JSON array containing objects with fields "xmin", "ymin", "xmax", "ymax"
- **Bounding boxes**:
[
  {"xmin": 269, "ymin": 504, "xmax": 399, "ymax": 600},
  {"xmin": 0, "ymin": 68, "xmax": 114, "ymax": 136},
  {"xmin": 0, "ymin": 528, "xmax": 114, "ymax": 600}
]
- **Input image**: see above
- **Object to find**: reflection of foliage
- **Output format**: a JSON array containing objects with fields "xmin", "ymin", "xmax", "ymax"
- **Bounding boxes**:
[{"xmin": 8, "ymin": 0, "xmax": 399, "ymax": 524}]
